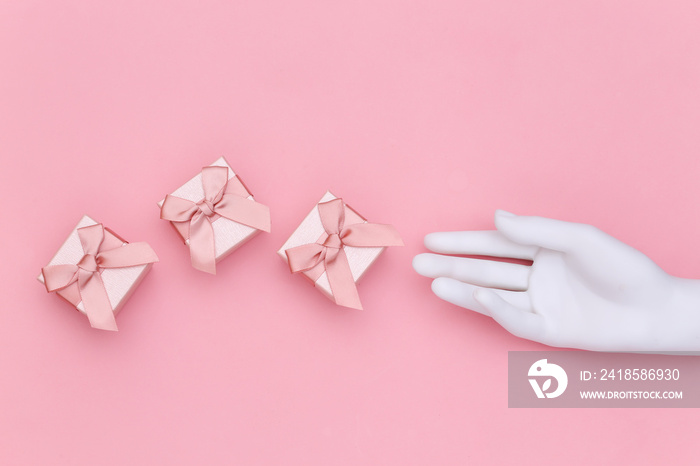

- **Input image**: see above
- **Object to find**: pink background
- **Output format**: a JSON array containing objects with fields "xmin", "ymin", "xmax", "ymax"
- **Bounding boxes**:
[{"xmin": 2, "ymin": 1, "xmax": 699, "ymax": 464}]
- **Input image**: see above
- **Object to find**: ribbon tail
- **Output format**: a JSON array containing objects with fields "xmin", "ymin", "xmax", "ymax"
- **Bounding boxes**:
[
  {"xmin": 98, "ymin": 242, "xmax": 159, "ymax": 268},
  {"xmin": 78, "ymin": 270, "xmax": 118, "ymax": 331},
  {"xmin": 216, "ymin": 195, "xmax": 271, "ymax": 232},
  {"xmin": 189, "ymin": 214, "xmax": 217, "ymax": 274},
  {"xmin": 325, "ymin": 249, "xmax": 363, "ymax": 310},
  {"xmin": 341, "ymin": 223, "xmax": 404, "ymax": 247}
]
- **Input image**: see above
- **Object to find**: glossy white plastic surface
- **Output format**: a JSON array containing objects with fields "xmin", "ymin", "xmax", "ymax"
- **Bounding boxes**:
[{"xmin": 413, "ymin": 210, "xmax": 700, "ymax": 352}]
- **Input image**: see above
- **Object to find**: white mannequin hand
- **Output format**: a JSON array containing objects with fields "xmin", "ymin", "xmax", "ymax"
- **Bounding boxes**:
[{"xmin": 413, "ymin": 211, "xmax": 700, "ymax": 352}]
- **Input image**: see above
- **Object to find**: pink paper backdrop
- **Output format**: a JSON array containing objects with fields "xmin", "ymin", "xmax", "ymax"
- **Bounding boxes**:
[{"xmin": 2, "ymin": 1, "xmax": 700, "ymax": 464}]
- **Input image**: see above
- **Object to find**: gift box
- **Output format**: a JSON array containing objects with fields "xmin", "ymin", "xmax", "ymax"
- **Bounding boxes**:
[
  {"xmin": 278, "ymin": 191, "xmax": 403, "ymax": 309},
  {"xmin": 38, "ymin": 215, "xmax": 159, "ymax": 331},
  {"xmin": 158, "ymin": 157, "xmax": 271, "ymax": 274}
]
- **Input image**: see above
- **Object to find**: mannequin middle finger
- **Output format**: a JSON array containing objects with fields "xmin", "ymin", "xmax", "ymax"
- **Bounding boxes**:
[{"xmin": 413, "ymin": 253, "xmax": 531, "ymax": 291}]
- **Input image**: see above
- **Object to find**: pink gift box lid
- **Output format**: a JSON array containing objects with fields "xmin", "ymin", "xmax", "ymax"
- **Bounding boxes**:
[
  {"xmin": 277, "ymin": 191, "xmax": 385, "ymax": 303},
  {"xmin": 38, "ymin": 215, "xmax": 152, "ymax": 317},
  {"xmin": 157, "ymin": 156, "xmax": 261, "ymax": 262}
]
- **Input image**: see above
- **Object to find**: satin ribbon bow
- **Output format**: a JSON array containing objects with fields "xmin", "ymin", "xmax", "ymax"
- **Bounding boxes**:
[
  {"xmin": 41, "ymin": 224, "xmax": 159, "ymax": 331},
  {"xmin": 285, "ymin": 198, "xmax": 403, "ymax": 309},
  {"xmin": 160, "ymin": 166, "xmax": 271, "ymax": 274}
]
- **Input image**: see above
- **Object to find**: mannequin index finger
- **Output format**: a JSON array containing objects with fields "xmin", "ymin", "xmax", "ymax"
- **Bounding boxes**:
[{"xmin": 424, "ymin": 231, "xmax": 537, "ymax": 260}]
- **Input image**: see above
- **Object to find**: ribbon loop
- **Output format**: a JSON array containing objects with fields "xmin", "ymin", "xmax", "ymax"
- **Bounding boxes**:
[
  {"xmin": 78, "ymin": 224, "xmax": 105, "ymax": 256},
  {"xmin": 160, "ymin": 165, "xmax": 271, "ymax": 274},
  {"xmin": 286, "ymin": 198, "xmax": 402, "ymax": 310},
  {"xmin": 201, "ymin": 166, "xmax": 229, "ymax": 205},
  {"xmin": 42, "ymin": 224, "xmax": 158, "ymax": 331},
  {"xmin": 318, "ymin": 198, "xmax": 345, "ymax": 235}
]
